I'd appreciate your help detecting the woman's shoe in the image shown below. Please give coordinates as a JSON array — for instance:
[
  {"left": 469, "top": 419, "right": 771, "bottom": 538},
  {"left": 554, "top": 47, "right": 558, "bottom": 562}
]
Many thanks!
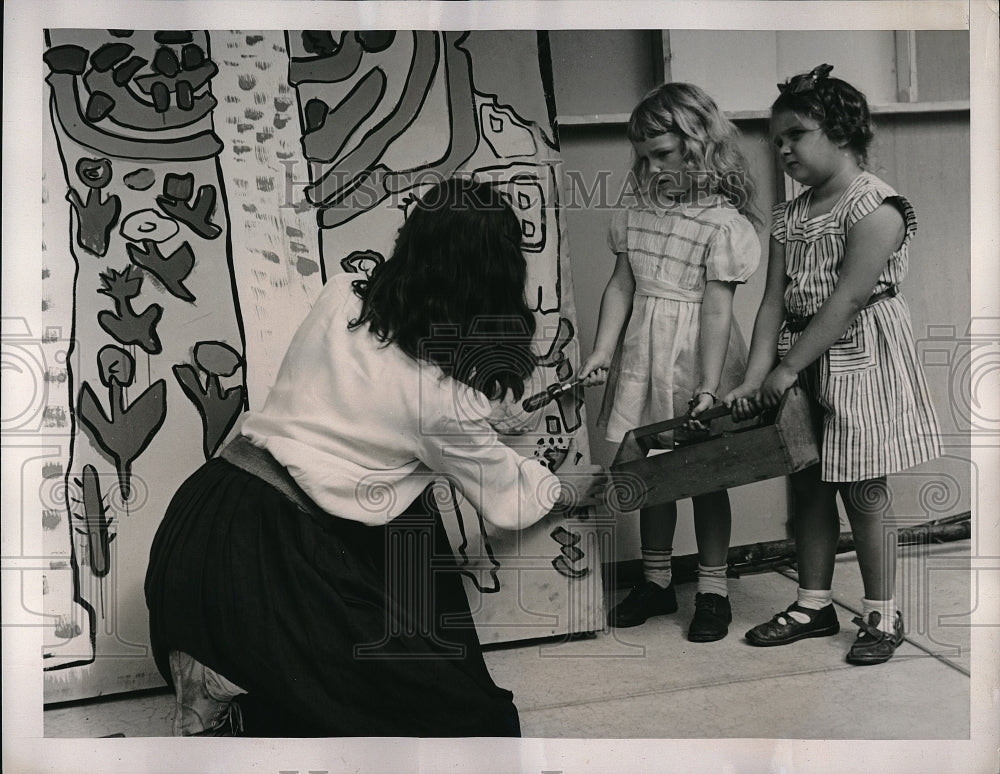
[
  {"left": 608, "top": 580, "right": 677, "bottom": 628},
  {"left": 169, "top": 650, "right": 247, "bottom": 736},
  {"left": 846, "top": 611, "right": 904, "bottom": 665},
  {"left": 188, "top": 700, "right": 245, "bottom": 736},
  {"left": 687, "top": 592, "right": 732, "bottom": 642},
  {"left": 745, "top": 602, "right": 840, "bottom": 646}
]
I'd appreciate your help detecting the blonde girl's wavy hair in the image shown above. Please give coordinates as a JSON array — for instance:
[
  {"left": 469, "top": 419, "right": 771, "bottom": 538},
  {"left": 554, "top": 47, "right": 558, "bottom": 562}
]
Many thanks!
[{"left": 627, "top": 82, "right": 761, "bottom": 227}]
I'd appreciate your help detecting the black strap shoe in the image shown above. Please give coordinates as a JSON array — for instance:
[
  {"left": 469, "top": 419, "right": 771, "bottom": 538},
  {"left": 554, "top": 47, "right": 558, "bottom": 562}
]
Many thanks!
[
  {"left": 745, "top": 602, "right": 840, "bottom": 646},
  {"left": 608, "top": 580, "right": 678, "bottom": 628},
  {"left": 688, "top": 592, "right": 733, "bottom": 642},
  {"left": 846, "top": 611, "right": 904, "bottom": 665}
]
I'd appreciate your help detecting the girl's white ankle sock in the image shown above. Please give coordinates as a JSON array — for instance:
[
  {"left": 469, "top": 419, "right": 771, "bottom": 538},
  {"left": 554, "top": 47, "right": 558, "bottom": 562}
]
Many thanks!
[
  {"left": 642, "top": 548, "right": 673, "bottom": 588},
  {"left": 789, "top": 587, "right": 833, "bottom": 623},
  {"left": 696, "top": 563, "right": 728, "bottom": 597},
  {"left": 862, "top": 597, "right": 898, "bottom": 634}
]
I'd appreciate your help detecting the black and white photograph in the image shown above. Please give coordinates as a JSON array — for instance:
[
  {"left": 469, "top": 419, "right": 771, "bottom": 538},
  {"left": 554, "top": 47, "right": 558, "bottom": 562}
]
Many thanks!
[{"left": 2, "top": 1, "right": 997, "bottom": 772}]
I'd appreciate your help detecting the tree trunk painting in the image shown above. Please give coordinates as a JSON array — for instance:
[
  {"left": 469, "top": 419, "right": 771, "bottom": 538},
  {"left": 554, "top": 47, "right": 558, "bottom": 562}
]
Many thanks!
[
  {"left": 40, "top": 29, "right": 256, "bottom": 701},
  {"left": 285, "top": 29, "right": 604, "bottom": 644},
  {"left": 38, "top": 28, "right": 601, "bottom": 703}
]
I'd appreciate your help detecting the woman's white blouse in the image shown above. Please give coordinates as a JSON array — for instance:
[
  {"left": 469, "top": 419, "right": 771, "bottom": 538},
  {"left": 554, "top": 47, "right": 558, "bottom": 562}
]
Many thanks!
[{"left": 240, "top": 272, "right": 559, "bottom": 529}]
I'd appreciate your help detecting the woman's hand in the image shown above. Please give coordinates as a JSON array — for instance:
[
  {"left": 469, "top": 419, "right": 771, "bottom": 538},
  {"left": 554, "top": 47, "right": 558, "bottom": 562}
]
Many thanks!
[
  {"left": 550, "top": 438, "right": 607, "bottom": 511},
  {"left": 758, "top": 363, "right": 797, "bottom": 408},
  {"left": 723, "top": 381, "right": 762, "bottom": 421},
  {"left": 488, "top": 394, "right": 538, "bottom": 437},
  {"left": 554, "top": 466, "right": 607, "bottom": 510},
  {"left": 578, "top": 352, "right": 612, "bottom": 387}
]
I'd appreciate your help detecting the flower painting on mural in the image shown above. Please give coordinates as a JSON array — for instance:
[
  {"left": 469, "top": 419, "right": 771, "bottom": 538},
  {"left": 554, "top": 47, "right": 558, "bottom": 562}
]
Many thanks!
[{"left": 41, "top": 29, "right": 246, "bottom": 690}]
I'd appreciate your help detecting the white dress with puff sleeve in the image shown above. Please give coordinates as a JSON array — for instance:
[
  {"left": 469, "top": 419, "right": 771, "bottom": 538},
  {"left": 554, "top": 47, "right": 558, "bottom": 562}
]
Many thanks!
[{"left": 599, "top": 196, "right": 760, "bottom": 443}]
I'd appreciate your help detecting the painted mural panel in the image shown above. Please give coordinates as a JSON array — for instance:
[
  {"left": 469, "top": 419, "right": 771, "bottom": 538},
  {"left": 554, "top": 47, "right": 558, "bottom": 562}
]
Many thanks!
[
  {"left": 38, "top": 29, "right": 601, "bottom": 702},
  {"left": 42, "top": 30, "right": 238, "bottom": 699},
  {"left": 282, "top": 29, "right": 603, "bottom": 642}
]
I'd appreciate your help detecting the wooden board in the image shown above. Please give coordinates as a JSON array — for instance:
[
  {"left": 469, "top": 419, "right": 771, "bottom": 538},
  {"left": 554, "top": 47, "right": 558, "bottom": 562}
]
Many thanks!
[{"left": 610, "top": 387, "right": 820, "bottom": 510}]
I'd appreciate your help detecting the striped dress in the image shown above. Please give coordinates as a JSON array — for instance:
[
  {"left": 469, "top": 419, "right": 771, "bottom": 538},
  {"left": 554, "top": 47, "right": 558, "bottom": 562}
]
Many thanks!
[
  {"left": 773, "top": 172, "right": 941, "bottom": 481},
  {"left": 599, "top": 196, "right": 760, "bottom": 442}
]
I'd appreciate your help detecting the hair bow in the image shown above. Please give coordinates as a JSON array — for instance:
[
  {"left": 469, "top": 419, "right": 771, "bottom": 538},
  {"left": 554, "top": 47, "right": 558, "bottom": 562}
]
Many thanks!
[{"left": 777, "top": 63, "right": 834, "bottom": 94}]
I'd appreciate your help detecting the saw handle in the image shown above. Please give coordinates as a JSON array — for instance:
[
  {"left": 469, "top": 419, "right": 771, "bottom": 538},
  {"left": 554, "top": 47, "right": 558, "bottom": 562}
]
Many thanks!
[
  {"left": 521, "top": 384, "right": 561, "bottom": 413},
  {"left": 521, "top": 377, "right": 588, "bottom": 413},
  {"left": 627, "top": 402, "right": 772, "bottom": 455}
]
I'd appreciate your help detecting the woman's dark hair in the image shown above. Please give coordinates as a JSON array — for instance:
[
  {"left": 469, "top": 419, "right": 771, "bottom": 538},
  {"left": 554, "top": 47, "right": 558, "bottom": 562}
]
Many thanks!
[
  {"left": 349, "top": 177, "right": 537, "bottom": 401},
  {"left": 772, "top": 64, "right": 874, "bottom": 165}
]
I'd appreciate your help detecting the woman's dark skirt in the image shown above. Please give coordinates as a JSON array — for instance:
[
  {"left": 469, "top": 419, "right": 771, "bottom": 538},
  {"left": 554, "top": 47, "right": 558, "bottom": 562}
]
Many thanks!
[{"left": 144, "top": 458, "right": 520, "bottom": 737}]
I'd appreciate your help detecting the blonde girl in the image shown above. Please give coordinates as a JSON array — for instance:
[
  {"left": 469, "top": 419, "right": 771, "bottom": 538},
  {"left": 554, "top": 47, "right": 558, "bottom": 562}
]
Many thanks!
[{"left": 580, "top": 82, "right": 760, "bottom": 642}]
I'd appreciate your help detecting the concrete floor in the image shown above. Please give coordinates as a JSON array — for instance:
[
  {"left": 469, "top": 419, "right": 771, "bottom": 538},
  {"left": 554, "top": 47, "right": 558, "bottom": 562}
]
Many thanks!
[{"left": 44, "top": 541, "right": 973, "bottom": 742}]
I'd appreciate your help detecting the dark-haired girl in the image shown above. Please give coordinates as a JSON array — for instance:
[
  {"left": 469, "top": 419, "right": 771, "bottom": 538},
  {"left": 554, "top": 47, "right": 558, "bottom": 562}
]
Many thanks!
[
  {"left": 724, "top": 65, "right": 941, "bottom": 665},
  {"left": 145, "top": 178, "right": 605, "bottom": 736}
]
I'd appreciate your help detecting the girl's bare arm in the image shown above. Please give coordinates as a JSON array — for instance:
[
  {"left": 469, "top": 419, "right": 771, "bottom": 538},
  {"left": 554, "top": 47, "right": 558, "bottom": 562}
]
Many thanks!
[
  {"left": 758, "top": 203, "right": 905, "bottom": 406},
  {"left": 579, "top": 252, "right": 635, "bottom": 384},
  {"left": 723, "top": 237, "right": 788, "bottom": 409}
]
